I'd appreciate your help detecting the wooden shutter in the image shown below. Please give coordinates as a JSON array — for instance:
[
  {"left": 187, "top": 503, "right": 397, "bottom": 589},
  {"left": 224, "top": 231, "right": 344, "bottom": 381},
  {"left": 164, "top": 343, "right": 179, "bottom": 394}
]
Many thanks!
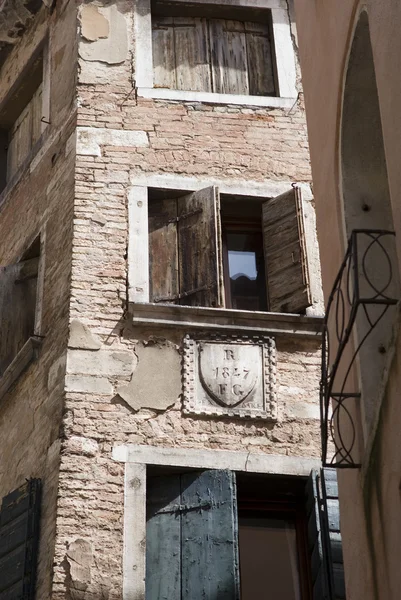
[
  {"left": 263, "top": 186, "right": 312, "bottom": 313},
  {"left": 245, "top": 21, "right": 275, "bottom": 96},
  {"left": 152, "top": 17, "right": 177, "bottom": 90},
  {"left": 146, "top": 470, "right": 240, "bottom": 600},
  {"left": 321, "top": 469, "right": 346, "bottom": 600},
  {"left": 152, "top": 17, "right": 212, "bottom": 92},
  {"left": 306, "top": 469, "right": 346, "bottom": 600},
  {"left": 148, "top": 199, "right": 179, "bottom": 303},
  {"left": 177, "top": 186, "right": 224, "bottom": 307},
  {"left": 0, "top": 258, "right": 38, "bottom": 375},
  {"left": 7, "top": 102, "right": 32, "bottom": 180},
  {"left": 0, "top": 479, "right": 41, "bottom": 600},
  {"left": 209, "top": 19, "right": 249, "bottom": 95},
  {"left": 30, "top": 83, "right": 43, "bottom": 145}
]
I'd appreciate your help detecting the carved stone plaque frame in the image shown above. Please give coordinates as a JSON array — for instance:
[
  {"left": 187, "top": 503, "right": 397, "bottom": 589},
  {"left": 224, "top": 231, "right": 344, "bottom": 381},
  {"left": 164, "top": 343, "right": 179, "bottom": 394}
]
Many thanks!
[{"left": 182, "top": 333, "right": 277, "bottom": 420}]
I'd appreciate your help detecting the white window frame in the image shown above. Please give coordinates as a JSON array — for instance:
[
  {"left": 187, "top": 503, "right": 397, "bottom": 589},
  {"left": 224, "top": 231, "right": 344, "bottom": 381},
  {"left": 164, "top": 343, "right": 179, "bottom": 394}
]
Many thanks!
[
  {"left": 127, "top": 173, "right": 324, "bottom": 322},
  {"left": 113, "top": 443, "right": 320, "bottom": 600},
  {"left": 134, "top": 0, "right": 297, "bottom": 108}
]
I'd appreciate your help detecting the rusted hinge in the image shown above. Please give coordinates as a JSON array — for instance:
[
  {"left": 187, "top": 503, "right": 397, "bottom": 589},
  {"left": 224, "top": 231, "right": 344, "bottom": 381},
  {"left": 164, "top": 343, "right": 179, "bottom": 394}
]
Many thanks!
[
  {"left": 168, "top": 207, "right": 202, "bottom": 224},
  {"left": 154, "top": 284, "right": 209, "bottom": 303}
]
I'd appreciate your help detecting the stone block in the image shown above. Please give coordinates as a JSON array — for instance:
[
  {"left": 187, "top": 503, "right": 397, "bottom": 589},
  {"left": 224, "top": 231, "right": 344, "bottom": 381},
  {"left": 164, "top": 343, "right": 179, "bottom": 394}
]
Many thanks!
[
  {"left": 67, "top": 349, "right": 135, "bottom": 377},
  {"left": 65, "top": 375, "right": 113, "bottom": 394},
  {"left": 77, "top": 127, "right": 148, "bottom": 157}
]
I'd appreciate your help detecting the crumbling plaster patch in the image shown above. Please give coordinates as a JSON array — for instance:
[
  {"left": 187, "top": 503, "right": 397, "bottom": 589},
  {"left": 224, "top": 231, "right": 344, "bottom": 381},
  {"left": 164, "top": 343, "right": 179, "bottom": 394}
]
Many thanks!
[
  {"left": 78, "top": 3, "right": 128, "bottom": 64},
  {"left": 76, "top": 127, "right": 148, "bottom": 157},
  {"left": 117, "top": 340, "right": 181, "bottom": 412}
]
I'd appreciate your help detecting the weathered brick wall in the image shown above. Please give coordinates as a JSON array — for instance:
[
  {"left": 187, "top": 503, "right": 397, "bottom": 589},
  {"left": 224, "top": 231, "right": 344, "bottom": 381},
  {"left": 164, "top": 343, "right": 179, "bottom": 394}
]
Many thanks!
[
  {"left": 0, "top": 1, "right": 77, "bottom": 597},
  {"left": 47, "top": 1, "right": 320, "bottom": 598}
]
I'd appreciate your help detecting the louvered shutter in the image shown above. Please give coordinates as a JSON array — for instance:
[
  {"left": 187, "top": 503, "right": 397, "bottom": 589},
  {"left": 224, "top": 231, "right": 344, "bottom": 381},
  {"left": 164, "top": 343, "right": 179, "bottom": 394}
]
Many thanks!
[
  {"left": 306, "top": 469, "right": 346, "bottom": 600},
  {"left": 263, "top": 186, "right": 312, "bottom": 313},
  {"left": 0, "top": 258, "right": 38, "bottom": 375},
  {"left": 0, "top": 479, "right": 41, "bottom": 600},
  {"left": 146, "top": 470, "right": 240, "bottom": 600},
  {"left": 177, "top": 186, "right": 224, "bottom": 307}
]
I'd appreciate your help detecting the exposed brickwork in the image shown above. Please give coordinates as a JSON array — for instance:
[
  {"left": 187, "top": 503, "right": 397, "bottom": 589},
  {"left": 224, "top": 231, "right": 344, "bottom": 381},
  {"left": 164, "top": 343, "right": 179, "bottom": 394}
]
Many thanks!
[{"left": 0, "top": 1, "right": 322, "bottom": 599}]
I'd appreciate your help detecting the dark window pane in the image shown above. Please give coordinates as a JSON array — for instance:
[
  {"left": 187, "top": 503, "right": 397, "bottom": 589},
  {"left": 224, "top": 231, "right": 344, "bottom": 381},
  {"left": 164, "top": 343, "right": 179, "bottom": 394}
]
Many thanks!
[{"left": 239, "top": 517, "right": 302, "bottom": 600}]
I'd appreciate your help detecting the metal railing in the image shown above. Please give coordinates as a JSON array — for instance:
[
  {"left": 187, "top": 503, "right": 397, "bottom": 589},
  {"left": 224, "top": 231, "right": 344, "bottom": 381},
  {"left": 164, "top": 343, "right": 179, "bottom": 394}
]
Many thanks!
[{"left": 320, "top": 230, "right": 398, "bottom": 467}]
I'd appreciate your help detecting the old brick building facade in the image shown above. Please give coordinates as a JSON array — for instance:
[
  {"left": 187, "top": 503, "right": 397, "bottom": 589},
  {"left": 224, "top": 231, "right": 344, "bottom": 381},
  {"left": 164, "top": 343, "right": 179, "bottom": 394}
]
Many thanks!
[{"left": 0, "top": 0, "right": 328, "bottom": 598}]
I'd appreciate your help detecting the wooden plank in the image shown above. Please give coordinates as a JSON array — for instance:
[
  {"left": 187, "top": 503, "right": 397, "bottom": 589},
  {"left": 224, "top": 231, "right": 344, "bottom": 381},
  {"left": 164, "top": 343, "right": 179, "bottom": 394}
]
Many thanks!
[
  {"left": 148, "top": 199, "right": 179, "bottom": 303},
  {"left": 6, "top": 101, "right": 32, "bottom": 179},
  {"left": 0, "top": 547, "right": 25, "bottom": 592},
  {"left": 30, "top": 83, "right": 43, "bottom": 144},
  {"left": 173, "top": 17, "right": 212, "bottom": 92},
  {"left": 245, "top": 21, "right": 275, "bottom": 96},
  {"left": 263, "top": 187, "right": 312, "bottom": 313},
  {"left": 152, "top": 16, "right": 177, "bottom": 89},
  {"left": 146, "top": 475, "right": 181, "bottom": 600},
  {"left": 209, "top": 19, "right": 249, "bottom": 95},
  {"left": 180, "top": 470, "right": 240, "bottom": 600},
  {"left": 177, "top": 186, "right": 224, "bottom": 307},
  {"left": 0, "top": 337, "right": 42, "bottom": 401}
]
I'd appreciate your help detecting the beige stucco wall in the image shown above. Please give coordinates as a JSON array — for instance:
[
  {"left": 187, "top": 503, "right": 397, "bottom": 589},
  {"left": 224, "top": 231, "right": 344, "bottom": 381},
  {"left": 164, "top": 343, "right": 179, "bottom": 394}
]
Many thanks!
[{"left": 294, "top": 1, "right": 401, "bottom": 598}]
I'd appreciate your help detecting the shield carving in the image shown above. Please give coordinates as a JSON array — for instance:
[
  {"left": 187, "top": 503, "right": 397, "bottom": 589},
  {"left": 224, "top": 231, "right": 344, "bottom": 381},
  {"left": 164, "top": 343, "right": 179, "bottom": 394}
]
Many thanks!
[{"left": 199, "top": 343, "right": 260, "bottom": 407}]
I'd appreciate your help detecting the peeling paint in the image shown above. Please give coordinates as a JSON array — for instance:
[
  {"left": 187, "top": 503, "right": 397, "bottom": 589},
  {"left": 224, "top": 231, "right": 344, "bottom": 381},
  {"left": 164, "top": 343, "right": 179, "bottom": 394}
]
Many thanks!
[{"left": 79, "top": 4, "right": 128, "bottom": 65}]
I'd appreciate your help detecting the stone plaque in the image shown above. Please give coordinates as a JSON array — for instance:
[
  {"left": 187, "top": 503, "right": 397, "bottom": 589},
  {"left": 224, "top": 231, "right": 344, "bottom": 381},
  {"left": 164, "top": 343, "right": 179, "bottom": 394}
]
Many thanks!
[{"left": 182, "top": 334, "right": 277, "bottom": 420}]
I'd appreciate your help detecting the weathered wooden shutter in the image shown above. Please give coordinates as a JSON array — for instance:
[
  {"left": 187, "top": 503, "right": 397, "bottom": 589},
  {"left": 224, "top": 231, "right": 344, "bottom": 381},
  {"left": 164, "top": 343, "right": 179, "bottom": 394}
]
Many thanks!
[
  {"left": 177, "top": 186, "right": 224, "bottom": 307},
  {"left": 152, "top": 16, "right": 212, "bottom": 92},
  {"left": 263, "top": 186, "right": 312, "bottom": 313},
  {"left": 306, "top": 469, "right": 346, "bottom": 600},
  {"left": 30, "top": 83, "right": 43, "bottom": 146},
  {"left": 0, "top": 258, "right": 38, "bottom": 375},
  {"left": 0, "top": 479, "right": 42, "bottom": 600},
  {"left": 209, "top": 19, "right": 249, "bottom": 95},
  {"left": 148, "top": 199, "right": 179, "bottom": 304},
  {"left": 7, "top": 103, "right": 32, "bottom": 179},
  {"left": 146, "top": 470, "right": 240, "bottom": 600},
  {"left": 245, "top": 21, "right": 275, "bottom": 96}
]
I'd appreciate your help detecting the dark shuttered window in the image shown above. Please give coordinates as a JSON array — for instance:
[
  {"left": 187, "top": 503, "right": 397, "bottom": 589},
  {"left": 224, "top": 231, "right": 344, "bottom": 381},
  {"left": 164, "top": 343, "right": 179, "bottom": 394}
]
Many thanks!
[
  {"left": 148, "top": 186, "right": 312, "bottom": 314},
  {"left": 0, "top": 479, "right": 42, "bottom": 600},
  {"left": 146, "top": 470, "right": 344, "bottom": 600}
]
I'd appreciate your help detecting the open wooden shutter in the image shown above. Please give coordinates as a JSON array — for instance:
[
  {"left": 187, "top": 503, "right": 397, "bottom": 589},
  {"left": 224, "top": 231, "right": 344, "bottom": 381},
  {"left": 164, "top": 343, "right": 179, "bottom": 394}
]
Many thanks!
[
  {"left": 148, "top": 199, "right": 179, "bottom": 304},
  {"left": 0, "top": 479, "right": 41, "bottom": 600},
  {"left": 177, "top": 186, "right": 224, "bottom": 307},
  {"left": 263, "top": 186, "right": 312, "bottom": 313},
  {"left": 321, "top": 469, "right": 346, "bottom": 600},
  {"left": 0, "top": 258, "right": 38, "bottom": 375},
  {"left": 306, "top": 469, "right": 346, "bottom": 600},
  {"left": 146, "top": 470, "right": 240, "bottom": 600}
]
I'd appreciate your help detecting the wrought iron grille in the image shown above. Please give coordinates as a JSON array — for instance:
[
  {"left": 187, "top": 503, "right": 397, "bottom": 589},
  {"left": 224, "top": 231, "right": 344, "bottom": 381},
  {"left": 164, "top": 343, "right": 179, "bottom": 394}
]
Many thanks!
[{"left": 321, "top": 230, "right": 398, "bottom": 467}]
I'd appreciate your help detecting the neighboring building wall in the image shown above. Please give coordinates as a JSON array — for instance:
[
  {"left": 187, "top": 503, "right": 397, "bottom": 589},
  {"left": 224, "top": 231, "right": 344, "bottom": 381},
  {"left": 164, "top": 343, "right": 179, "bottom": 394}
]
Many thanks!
[
  {"left": 295, "top": 1, "right": 401, "bottom": 599},
  {"left": 49, "top": 1, "right": 324, "bottom": 598},
  {"left": 0, "top": 0, "right": 77, "bottom": 598}
]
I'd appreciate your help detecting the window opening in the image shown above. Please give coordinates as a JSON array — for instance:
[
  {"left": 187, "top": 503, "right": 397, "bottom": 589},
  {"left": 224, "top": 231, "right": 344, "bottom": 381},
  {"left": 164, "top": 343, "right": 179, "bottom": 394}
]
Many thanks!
[
  {"left": 151, "top": 1, "right": 276, "bottom": 97},
  {"left": 0, "top": 46, "right": 47, "bottom": 192}
]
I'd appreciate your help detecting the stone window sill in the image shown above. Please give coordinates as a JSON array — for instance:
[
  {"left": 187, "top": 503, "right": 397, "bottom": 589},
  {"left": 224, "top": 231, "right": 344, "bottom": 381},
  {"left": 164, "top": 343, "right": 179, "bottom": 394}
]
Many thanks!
[
  {"left": 128, "top": 302, "right": 323, "bottom": 338},
  {"left": 0, "top": 336, "right": 43, "bottom": 401},
  {"left": 137, "top": 87, "right": 297, "bottom": 109}
]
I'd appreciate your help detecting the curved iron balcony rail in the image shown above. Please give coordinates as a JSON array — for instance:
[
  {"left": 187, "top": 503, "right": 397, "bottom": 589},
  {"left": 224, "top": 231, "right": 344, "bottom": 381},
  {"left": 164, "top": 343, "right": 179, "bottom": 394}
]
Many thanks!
[{"left": 320, "top": 229, "right": 398, "bottom": 467}]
